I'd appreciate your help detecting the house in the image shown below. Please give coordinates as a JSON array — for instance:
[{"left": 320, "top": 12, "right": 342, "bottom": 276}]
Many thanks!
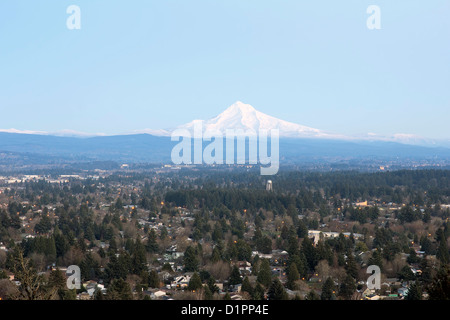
[
  {"left": 252, "top": 251, "right": 272, "bottom": 259},
  {"left": 397, "top": 287, "right": 409, "bottom": 297},
  {"left": 83, "top": 280, "right": 106, "bottom": 297},
  {"left": 238, "top": 261, "right": 252, "bottom": 275},
  {"left": 151, "top": 290, "right": 167, "bottom": 299},
  {"left": 415, "top": 251, "right": 425, "bottom": 258},
  {"left": 308, "top": 230, "right": 363, "bottom": 245},
  {"left": 215, "top": 282, "right": 224, "bottom": 291},
  {"left": 171, "top": 274, "right": 192, "bottom": 289},
  {"left": 271, "top": 250, "right": 289, "bottom": 265},
  {"left": 383, "top": 278, "right": 401, "bottom": 287},
  {"left": 229, "top": 284, "right": 242, "bottom": 293},
  {"left": 362, "top": 287, "right": 373, "bottom": 296},
  {"left": 358, "top": 251, "right": 372, "bottom": 266},
  {"left": 411, "top": 268, "right": 422, "bottom": 276},
  {"left": 172, "top": 252, "right": 184, "bottom": 259},
  {"left": 355, "top": 201, "right": 368, "bottom": 207}
]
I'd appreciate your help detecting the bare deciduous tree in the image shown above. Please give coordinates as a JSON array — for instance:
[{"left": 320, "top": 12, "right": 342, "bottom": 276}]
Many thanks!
[{"left": 8, "top": 248, "right": 57, "bottom": 300}]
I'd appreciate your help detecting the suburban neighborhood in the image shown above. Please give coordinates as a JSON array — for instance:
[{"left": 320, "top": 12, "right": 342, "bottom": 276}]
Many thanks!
[{"left": 0, "top": 168, "right": 448, "bottom": 300}]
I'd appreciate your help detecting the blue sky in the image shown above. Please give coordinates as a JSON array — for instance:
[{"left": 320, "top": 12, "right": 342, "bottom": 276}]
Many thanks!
[{"left": 0, "top": 1, "right": 449, "bottom": 139}]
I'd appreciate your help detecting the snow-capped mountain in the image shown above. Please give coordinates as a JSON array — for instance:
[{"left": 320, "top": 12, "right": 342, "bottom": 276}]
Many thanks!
[
  {"left": 0, "top": 100, "right": 449, "bottom": 165},
  {"left": 171, "top": 101, "right": 344, "bottom": 139},
  {"left": 360, "top": 132, "right": 446, "bottom": 147},
  {"left": 0, "top": 128, "right": 106, "bottom": 137},
  {"left": 2, "top": 101, "right": 448, "bottom": 148},
  {"left": 136, "top": 101, "right": 448, "bottom": 147}
]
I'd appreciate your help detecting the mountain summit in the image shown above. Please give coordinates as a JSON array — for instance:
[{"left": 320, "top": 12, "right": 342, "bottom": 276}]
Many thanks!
[{"left": 174, "top": 101, "right": 341, "bottom": 138}]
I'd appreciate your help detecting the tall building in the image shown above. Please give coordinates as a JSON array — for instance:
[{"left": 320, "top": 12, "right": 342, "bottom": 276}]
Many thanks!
[{"left": 266, "top": 180, "right": 273, "bottom": 191}]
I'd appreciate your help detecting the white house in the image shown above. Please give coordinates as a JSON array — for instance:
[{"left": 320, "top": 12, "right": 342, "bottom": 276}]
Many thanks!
[
  {"left": 308, "top": 230, "right": 363, "bottom": 245},
  {"left": 171, "top": 274, "right": 192, "bottom": 289},
  {"left": 151, "top": 290, "right": 167, "bottom": 299}
]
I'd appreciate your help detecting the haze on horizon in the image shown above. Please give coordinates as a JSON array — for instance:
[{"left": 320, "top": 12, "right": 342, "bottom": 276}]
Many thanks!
[{"left": 0, "top": 1, "right": 449, "bottom": 140}]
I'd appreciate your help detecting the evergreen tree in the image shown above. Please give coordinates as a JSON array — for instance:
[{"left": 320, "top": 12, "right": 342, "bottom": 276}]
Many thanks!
[
  {"left": 108, "top": 237, "right": 118, "bottom": 255},
  {"left": 406, "top": 248, "right": 420, "bottom": 264},
  {"left": 211, "top": 246, "right": 222, "bottom": 263},
  {"left": 207, "top": 277, "right": 220, "bottom": 294},
  {"left": 188, "top": 272, "right": 203, "bottom": 291},
  {"left": 287, "top": 253, "right": 307, "bottom": 279},
  {"left": 257, "top": 259, "right": 272, "bottom": 288},
  {"left": 54, "top": 231, "right": 69, "bottom": 258},
  {"left": 345, "top": 251, "right": 358, "bottom": 279},
  {"left": 321, "top": 277, "right": 335, "bottom": 300},
  {"left": 229, "top": 265, "right": 242, "bottom": 286},
  {"left": 184, "top": 246, "right": 199, "bottom": 272},
  {"left": 419, "top": 258, "right": 433, "bottom": 286},
  {"left": 286, "top": 262, "right": 300, "bottom": 290},
  {"left": 203, "top": 285, "right": 213, "bottom": 300},
  {"left": 80, "top": 252, "right": 100, "bottom": 280},
  {"left": 398, "top": 265, "right": 415, "bottom": 282},
  {"left": 252, "top": 282, "right": 265, "bottom": 300},
  {"left": 267, "top": 278, "right": 288, "bottom": 300},
  {"left": 236, "top": 240, "right": 252, "bottom": 261},
  {"left": 9, "top": 212, "right": 21, "bottom": 229},
  {"left": 367, "top": 249, "right": 383, "bottom": 272},
  {"left": 286, "top": 235, "right": 299, "bottom": 257},
  {"left": 428, "top": 265, "right": 450, "bottom": 300},
  {"left": 317, "top": 240, "right": 333, "bottom": 266},
  {"left": 301, "top": 236, "right": 318, "bottom": 271},
  {"left": 104, "top": 252, "right": 130, "bottom": 284},
  {"left": 405, "top": 282, "right": 422, "bottom": 300},
  {"left": 305, "top": 290, "right": 320, "bottom": 300},
  {"left": 241, "top": 276, "right": 253, "bottom": 295},
  {"left": 63, "top": 289, "right": 78, "bottom": 300},
  {"left": 106, "top": 278, "right": 133, "bottom": 300},
  {"left": 420, "top": 236, "right": 433, "bottom": 255},
  {"left": 212, "top": 223, "right": 223, "bottom": 243},
  {"left": 436, "top": 229, "right": 449, "bottom": 264},
  {"left": 296, "top": 220, "right": 308, "bottom": 239},
  {"left": 132, "top": 238, "right": 147, "bottom": 275},
  {"left": 148, "top": 269, "right": 160, "bottom": 288},
  {"left": 34, "top": 215, "right": 52, "bottom": 234},
  {"left": 257, "top": 235, "right": 273, "bottom": 254},
  {"left": 339, "top": 274, "right": 356, "bottom": 300}
]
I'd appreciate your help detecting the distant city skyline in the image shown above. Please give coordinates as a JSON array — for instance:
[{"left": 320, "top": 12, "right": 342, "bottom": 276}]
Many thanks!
[{"left": 0, "top": 1, "right": 449, "bottom": 140}]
